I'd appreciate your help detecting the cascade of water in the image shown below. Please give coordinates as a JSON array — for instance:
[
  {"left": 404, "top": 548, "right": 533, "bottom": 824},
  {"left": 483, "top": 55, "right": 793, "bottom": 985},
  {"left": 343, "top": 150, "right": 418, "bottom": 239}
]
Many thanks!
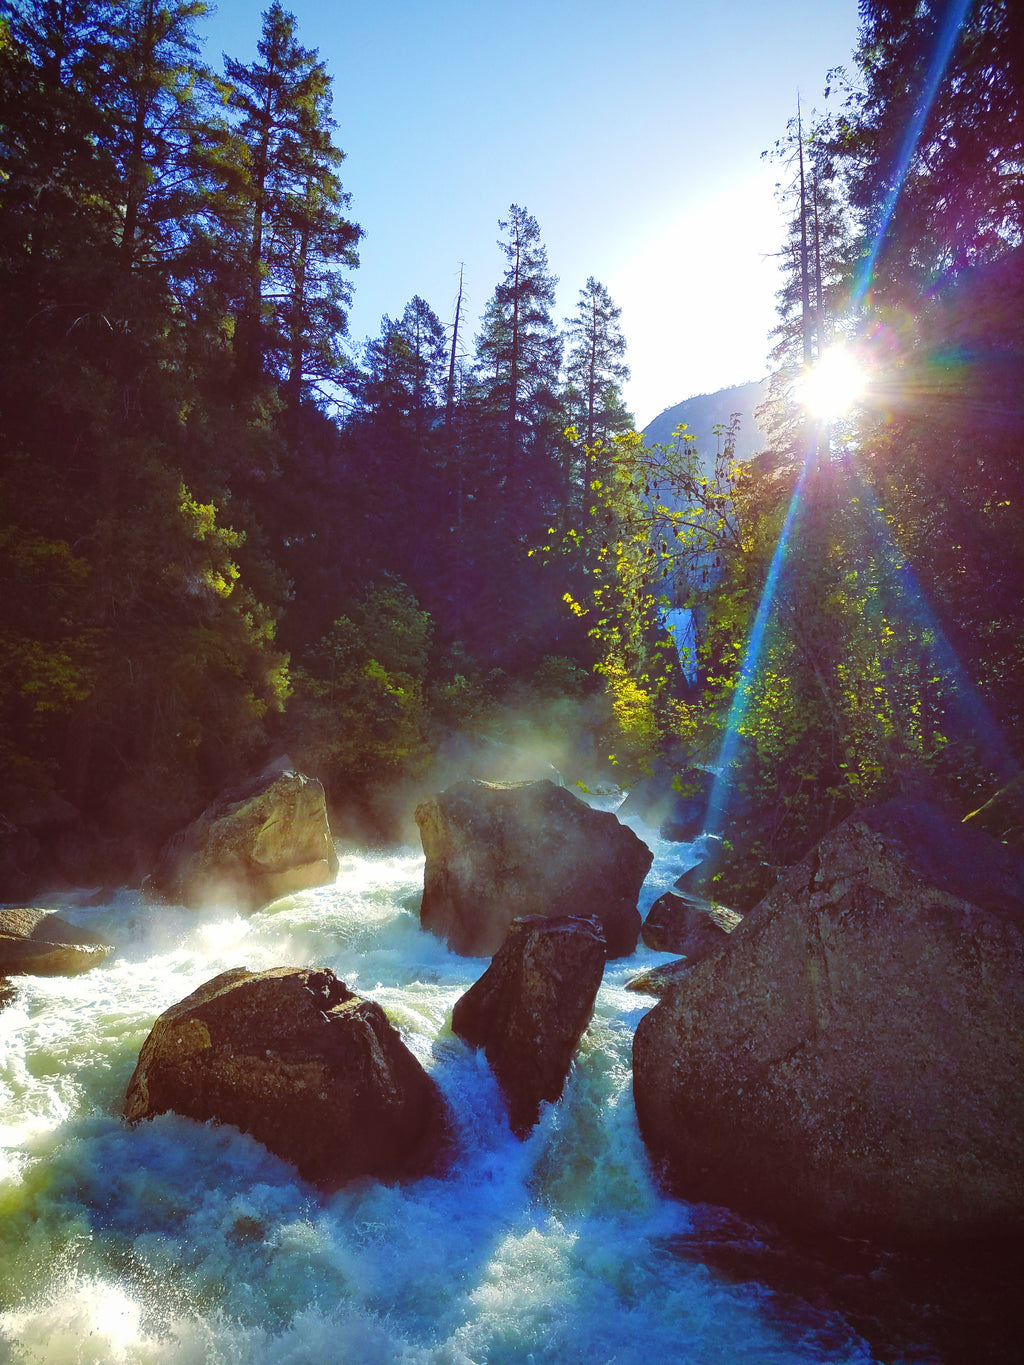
[{"left": 0, "top": 814, "right": 880, "bottom": 1364}]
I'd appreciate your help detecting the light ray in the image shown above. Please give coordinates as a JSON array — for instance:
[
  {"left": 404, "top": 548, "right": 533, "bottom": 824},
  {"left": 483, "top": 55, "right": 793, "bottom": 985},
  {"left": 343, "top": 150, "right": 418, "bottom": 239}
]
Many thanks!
[
  {"left": 852, "top": 0, "right": 972, "bottom": 308},
  {"left": 844, "top": 459, "right": 1020, "bottom": 788},
  {"left": 703, "top": 441, "right": 818, "bottom": 840}
]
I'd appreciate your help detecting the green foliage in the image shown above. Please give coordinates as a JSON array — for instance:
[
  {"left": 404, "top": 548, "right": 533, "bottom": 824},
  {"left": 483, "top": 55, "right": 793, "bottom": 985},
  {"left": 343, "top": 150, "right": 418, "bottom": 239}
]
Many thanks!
[
  {"left": 597, "top": 650, "right": 659, "bottom": 771},
  {"left": 0, "top": 527, "right": 93, "bottom": 787},
  {"left": 285, "top": 576, "right": 433, "bottom": 797}
]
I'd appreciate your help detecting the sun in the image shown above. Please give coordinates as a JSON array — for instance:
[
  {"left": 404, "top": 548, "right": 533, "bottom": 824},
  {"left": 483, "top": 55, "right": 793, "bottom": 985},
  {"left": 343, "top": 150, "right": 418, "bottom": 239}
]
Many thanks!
[{"left": 796, "top": 347, "right": 867, "bottom": 419}]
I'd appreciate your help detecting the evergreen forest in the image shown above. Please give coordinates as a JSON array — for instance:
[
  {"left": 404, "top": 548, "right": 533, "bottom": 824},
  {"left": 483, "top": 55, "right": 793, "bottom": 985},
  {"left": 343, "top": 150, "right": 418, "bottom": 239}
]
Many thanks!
[{"left": 2, "top": 0, "right": 1022, "bottom": 901}]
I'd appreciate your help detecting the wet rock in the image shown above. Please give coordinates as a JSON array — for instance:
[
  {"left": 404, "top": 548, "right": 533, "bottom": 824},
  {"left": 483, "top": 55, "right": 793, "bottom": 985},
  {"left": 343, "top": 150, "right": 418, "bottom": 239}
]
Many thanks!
[
  {"left": 1, "top": 786, "right": 80, "bottom": 832},
  {"left": 0, "top": 906, "right": 111, "bottom": 977},
  {"left": 124, "top": 966, "right": 450, "bottom": 1186},
  {"left": 452, "top": 915, "right": 606, "bottom": 1136},
  {"left": 674, "top": 831, "right": 780, "bottom": 914},
  {"left": 641, "top": 889, "right": 743, "bottom": 959},
  {"left": 624, "top": 959, "right": 691, "bottom": 996},
  {"left": 633, "top": 798, "right": 1024, "bottom": 1245},
  {"left": 150, "top": 766, "right": 339, "bottom": 912},
  {"left": 415, "top": 779, "right": 651, "bottom": 959}
]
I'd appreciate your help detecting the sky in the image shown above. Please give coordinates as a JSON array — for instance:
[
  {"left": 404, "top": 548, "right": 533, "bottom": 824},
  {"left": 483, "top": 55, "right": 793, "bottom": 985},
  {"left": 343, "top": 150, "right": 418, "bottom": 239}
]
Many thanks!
[{"left": 200, "top": 0, "right": 862, "bottom": 429}]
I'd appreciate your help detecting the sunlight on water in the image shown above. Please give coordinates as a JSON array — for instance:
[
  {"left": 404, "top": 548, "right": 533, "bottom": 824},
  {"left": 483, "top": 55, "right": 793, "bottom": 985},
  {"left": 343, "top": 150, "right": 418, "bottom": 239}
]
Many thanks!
[{"left": 0, "top": 825, "right": 878, "bottom": 1364}]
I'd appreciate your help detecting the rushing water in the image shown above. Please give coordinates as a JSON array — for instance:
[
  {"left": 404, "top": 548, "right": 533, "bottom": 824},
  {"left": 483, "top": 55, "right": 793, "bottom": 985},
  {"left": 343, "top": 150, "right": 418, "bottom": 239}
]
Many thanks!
[{"left": 0, "top": 808, "right": 890, "bottom": 1365}]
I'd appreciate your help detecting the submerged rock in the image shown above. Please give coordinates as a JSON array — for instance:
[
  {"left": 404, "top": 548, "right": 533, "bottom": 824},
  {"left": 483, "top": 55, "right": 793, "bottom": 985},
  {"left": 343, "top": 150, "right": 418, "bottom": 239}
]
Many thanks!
[
  {"left": 150, "top": 766, "right": 339, "bottom": 912},
  {"left": 415, "top": 779, "right": 651, "bottom": 958},
  {"left": 0, "top": 906, "right": 111, "bottom": 977},
  {"left": 125, "top": 966, "right": 449, "bottom": 1186},
  {"left": 452, "top": 915, "right": 606, "bottom": 1137},
  {"left": 633, "top": 798, "right": 1024, "bottom": 1245}
]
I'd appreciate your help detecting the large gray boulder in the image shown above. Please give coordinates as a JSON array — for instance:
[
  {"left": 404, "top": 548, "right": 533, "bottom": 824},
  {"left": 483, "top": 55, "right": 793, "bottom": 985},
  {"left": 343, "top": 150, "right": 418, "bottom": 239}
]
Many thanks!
[
  {"left": 415, "top": 779, "right": 652, "bottom": 958},
  {"left": 633, "top": 798, "right": 1024, "bottom": 1245},
  {"left": 150, "top": 767, "right": 339, "bottom": 912},
  {"left": 452, "top": 915, "right": 606, "bottom": 1136},
  {"left": 124, "top": 966, "right": 450, "bottom": 1186},
  {"left": 0, "top": 906, "right": 111, "bottom": 977}
]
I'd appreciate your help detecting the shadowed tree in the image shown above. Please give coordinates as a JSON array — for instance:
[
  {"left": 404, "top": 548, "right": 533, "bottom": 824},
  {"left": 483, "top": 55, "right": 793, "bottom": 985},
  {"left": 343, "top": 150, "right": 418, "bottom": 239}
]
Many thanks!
[
  {"left": 223, "top": 2, "right": 359, "bottom": 390},
  {"left": 834, "top": 0, "right": 1024, "bottom": 299},
  {"left": 564, "top": 276, "right": 632, "bottom": 516},
  {"left": 475, "top": 205, "right": 562, "bottom": 491}
]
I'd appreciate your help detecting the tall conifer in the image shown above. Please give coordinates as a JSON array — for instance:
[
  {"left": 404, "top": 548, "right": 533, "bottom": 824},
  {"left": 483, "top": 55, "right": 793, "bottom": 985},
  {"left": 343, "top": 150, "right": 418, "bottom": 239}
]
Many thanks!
[{"left": 223, "top": 2, "right": 359, "bottom": 392}]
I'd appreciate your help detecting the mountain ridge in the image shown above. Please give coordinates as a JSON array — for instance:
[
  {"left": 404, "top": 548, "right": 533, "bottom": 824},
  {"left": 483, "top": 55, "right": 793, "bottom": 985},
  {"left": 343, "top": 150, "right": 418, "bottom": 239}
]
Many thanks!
[{"left": 641, "top": 376, "right": 771, "bottom": 465}]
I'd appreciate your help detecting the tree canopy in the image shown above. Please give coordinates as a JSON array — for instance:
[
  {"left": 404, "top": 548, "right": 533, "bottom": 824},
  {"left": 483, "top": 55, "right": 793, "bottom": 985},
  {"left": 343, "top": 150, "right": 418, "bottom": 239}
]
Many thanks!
[{"left": 1, "top": 0, "right": 1021, "bottom": 896}]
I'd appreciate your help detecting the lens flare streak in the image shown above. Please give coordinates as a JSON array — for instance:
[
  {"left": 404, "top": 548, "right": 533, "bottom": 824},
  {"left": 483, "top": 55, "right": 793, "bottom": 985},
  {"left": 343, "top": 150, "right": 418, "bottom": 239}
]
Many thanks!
[
  {"left": 705, "top": 451, "right": 815, "bottom": 837},
  {"left": 852, "top": 0, "right": 973, "bottom": 308}
]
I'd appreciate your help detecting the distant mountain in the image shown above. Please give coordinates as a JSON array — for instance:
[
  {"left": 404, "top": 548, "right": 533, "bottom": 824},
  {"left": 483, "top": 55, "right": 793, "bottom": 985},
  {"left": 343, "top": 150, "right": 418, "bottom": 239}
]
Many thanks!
[{"left": 641, "top": 377, "right": 771, "bottom": 466}]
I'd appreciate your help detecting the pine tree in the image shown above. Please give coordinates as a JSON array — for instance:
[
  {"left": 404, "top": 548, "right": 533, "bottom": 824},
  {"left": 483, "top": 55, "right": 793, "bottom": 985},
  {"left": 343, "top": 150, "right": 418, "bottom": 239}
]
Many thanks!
[
  {"left": 0, "top": 0, "right": 290, "bottom": 852},
  {"left": 836, "top": 0, "right": 1024, "bottom": 299},
  {"left": 223, "top": 2, "right": 360, "bottom": 390},
  {"left": 475, "top": 205, "right": 562, "bottom": 485},
  {"left": 358, "top": 296, "right": 447, "bottom": 435},
  {"left": 761, "top": 106, "right": 855, "bottom": 458},
  {"left": 104, "top": 0, "right": 215, "bottom": 271},
  {"left": 564, "top": 276, "right": 632, "bottom": 514}
]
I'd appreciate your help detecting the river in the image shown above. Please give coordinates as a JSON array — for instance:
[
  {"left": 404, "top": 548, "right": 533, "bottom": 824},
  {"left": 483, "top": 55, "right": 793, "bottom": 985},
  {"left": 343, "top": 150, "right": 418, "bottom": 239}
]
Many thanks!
[{"left": 0, "top": 804, "right": 960, "bottom": 1364}]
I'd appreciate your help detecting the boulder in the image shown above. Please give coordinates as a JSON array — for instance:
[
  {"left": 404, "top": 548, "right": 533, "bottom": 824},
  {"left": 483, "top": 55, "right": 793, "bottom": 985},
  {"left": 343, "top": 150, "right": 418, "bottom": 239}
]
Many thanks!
[
  {"left": 124, "top": 966, "right": 449, "bottom": 1186},
  {"left": 633, "top": 798, "right": 1024, "bottom": 1245},
  {"left": 624, "top": 959, "right": 691, "bottom": 996},
  {"left": 451, "top": 915, "right": 606, "bottom": 1136},
  {"left": 659, "top": 769, "right": 718, "bottom": 842},
  {"left": 415, "top": 779, "right": 652, "bottom": 958},
  {"left": 672, "top": 835, "right": 724, "bottom": 897},
  {"left": 641, "top": 889, "right": 743, "bottom": 959},
  {"left": 1, "top": 786, "right": 80, "bottom": 832},
  {"left": 150, "top": 767, "right": 339, "bottom": 912},
  {"left": 674, "top": 829, "right": 781, "bottom": 914},
  {"left": 0, "top": 906, "right": 111, "bottom": 977}
]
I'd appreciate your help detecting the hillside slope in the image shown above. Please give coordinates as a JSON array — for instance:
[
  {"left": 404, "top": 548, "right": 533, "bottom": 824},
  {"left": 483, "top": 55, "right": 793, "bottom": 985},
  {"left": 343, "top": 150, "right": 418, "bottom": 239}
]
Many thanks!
[{"left": 642, "top": 377, "right": 770, "bottom": 465}]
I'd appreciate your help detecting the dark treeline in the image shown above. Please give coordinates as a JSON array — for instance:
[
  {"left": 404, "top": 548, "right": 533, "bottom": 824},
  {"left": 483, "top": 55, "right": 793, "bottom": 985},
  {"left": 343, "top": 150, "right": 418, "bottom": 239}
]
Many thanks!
[{"left": 0, "top": 0, "right": 637, "bottom": 872}]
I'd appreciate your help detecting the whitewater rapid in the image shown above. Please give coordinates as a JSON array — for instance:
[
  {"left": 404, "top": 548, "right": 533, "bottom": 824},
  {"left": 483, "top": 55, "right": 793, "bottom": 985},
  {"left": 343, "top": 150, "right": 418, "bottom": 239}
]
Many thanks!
[{"left": 0, "top": 810, "right": 879, "bottom": 1364}]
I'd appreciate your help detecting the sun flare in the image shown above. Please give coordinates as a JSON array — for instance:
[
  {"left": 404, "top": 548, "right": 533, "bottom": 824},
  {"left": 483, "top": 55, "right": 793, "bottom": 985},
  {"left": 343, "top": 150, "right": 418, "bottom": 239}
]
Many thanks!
[{"left": 796, "top": 347, "right": 867, "bottom": 419}]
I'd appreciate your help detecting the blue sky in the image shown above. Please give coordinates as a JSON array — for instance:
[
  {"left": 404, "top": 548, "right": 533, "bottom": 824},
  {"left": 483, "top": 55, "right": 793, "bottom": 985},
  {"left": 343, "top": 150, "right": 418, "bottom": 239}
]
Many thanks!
[{"left": 201, "top": 0, "right": 861, "bottom": 428}]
